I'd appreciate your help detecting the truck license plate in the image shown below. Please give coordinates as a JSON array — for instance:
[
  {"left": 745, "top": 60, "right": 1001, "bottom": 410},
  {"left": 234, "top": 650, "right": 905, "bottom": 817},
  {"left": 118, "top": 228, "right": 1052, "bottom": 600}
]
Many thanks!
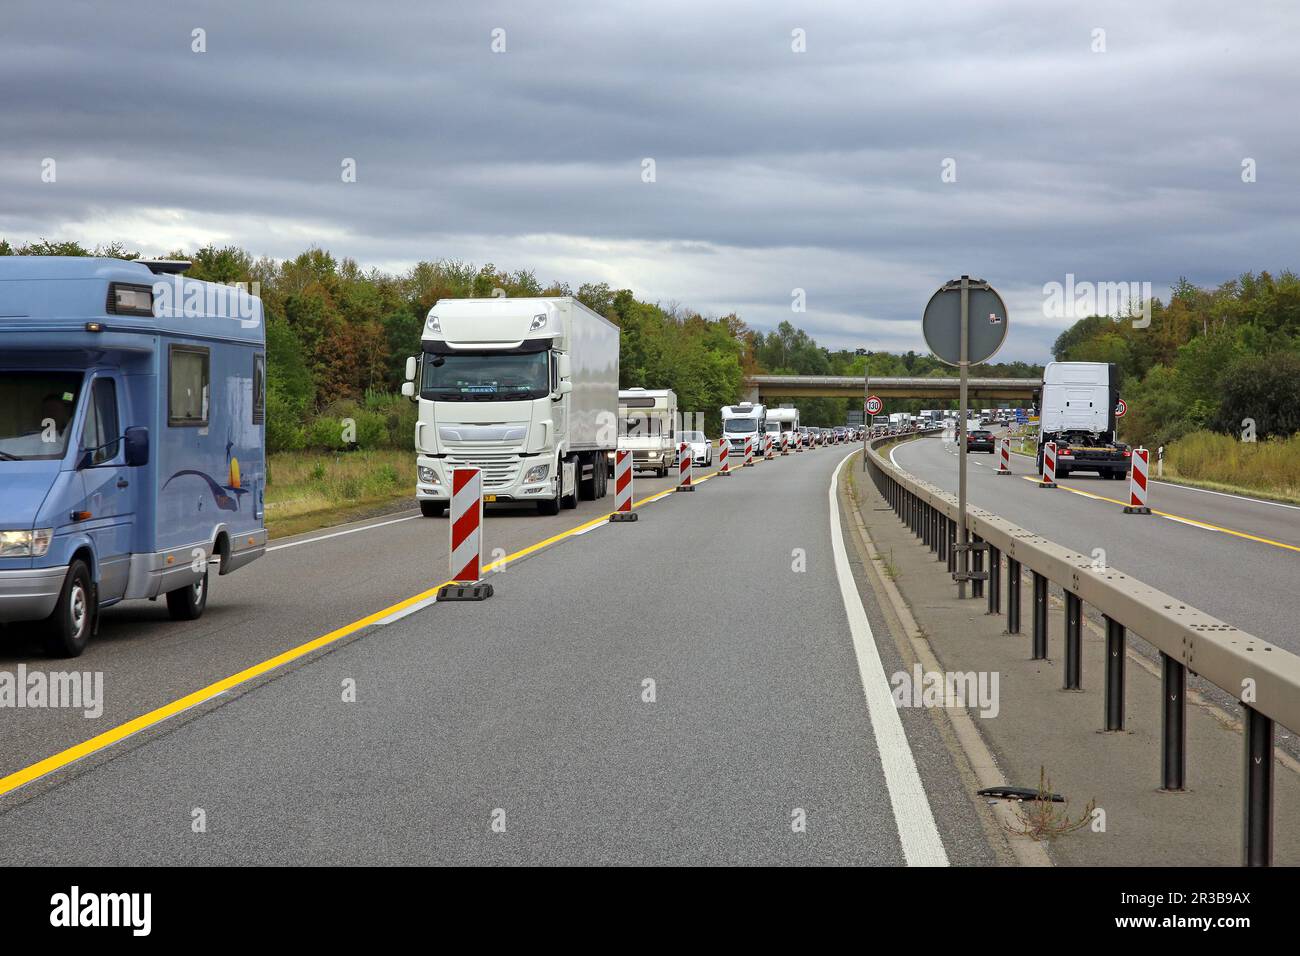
[{"left": 483, "top": 494, "right": 497, "bottom": 502}]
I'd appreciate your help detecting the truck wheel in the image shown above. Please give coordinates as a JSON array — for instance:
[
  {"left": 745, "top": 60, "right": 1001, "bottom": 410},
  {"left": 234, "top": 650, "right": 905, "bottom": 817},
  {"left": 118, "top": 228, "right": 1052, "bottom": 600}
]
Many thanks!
[
  {"left": 420, "top": 500, "right": 446, "bottom": 517},
  {"left": 538, "top": 495, "right": 560, "bottom": 516},
  {"left": 561, "top": 466, "right": 578, "bottom": 510},
  {"left": 166, "top": 571, "right": 209, "bottom": 621},
  {"left": 578, "top": 456, "right": 598, "bottom": 501},
  {"left": 42, "top": 560, "right": 94, "bottom": 658}
]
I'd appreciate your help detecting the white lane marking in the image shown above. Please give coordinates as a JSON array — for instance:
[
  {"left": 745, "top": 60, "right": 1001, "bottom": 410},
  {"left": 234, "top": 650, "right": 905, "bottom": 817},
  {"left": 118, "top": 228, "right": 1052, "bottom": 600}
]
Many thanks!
[
  {"left": 266, "top": 514, "right": 419, "bottom": 552},
  {"left": 831, "top": 450, "right": 948, "bottom": 866},
  {"left": 372, "top": 595, "right": 438, "bottom": 626}
]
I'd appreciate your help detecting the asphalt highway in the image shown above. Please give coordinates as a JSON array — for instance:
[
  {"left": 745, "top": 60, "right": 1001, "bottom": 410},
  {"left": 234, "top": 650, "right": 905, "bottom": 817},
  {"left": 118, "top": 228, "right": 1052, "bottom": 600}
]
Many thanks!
[{"left": 0, "top": 442, "right": 989, "bottom": 864}]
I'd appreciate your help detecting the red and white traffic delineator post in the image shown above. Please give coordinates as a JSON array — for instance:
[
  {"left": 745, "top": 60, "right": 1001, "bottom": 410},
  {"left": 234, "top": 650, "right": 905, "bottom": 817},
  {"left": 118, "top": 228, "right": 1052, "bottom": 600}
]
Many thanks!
[
  {"left": 1124, "top": 446, "right": 1151, "bottom": 514},
  {"left": 438, "top": 467, "right": 493, "bottom": 600},
  {"left": 677, "top": 441, "right": 694, "bottom": 492},
  {"left": 764, "top": 433, "right": 775, "bottom": 460},
  {"left": 719, "top": 437, "right": 731, "bottom": 476},
  {"left": 1039, "top": 440, "right": 1057, "bottom": 489},
  {"left": 996, "top": 437, "right": 1012, "bottom": 476},
  {"left": 781, "top": 432, "right": 790, "bottom": 455},
  {"left": 795, "top": 431, "right": 803, "bottom": 453},
  {"left": 609, "top": 449, "right": 638, "bottom": 521},
  {"left": 743, "top": 434, "right": 755, "bottom": 467}
]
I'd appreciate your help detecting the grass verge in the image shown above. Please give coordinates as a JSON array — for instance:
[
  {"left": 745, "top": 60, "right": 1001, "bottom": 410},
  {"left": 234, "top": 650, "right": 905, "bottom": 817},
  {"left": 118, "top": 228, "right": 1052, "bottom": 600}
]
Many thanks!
[{"left": 265, "top": 448, "right": 414, "bottom": 538}]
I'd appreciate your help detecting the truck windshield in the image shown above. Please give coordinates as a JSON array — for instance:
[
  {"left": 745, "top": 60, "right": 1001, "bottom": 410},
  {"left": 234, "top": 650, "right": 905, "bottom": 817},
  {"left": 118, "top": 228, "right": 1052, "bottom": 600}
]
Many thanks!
[
  {"left": 723, "top": 418, "right": 758, "bottom": 434},
  {"left": 420, "top": 351, "right": 549, "bottom": 401},
  {"left": 0, "top": 371, "right": 83, "bottom": 461}
]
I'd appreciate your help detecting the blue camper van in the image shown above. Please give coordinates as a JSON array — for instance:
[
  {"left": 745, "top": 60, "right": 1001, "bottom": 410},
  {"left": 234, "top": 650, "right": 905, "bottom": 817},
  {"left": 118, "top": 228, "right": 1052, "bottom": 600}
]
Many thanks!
[{"left": 0, "top": 257, "right": 267, "bottom": 656}]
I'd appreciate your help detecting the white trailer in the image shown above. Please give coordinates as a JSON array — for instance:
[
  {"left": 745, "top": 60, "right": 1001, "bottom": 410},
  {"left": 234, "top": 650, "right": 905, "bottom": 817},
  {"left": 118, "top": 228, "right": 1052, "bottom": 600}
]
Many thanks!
[
  {"left": 402, "top": 296, "right": 619, "bottom": 516},
  {"left": 618, "top": 387, "right": 678, "bottom": 476},
  {"left": 1036, "top": 361, "right": 1128, "bottom": 479}
]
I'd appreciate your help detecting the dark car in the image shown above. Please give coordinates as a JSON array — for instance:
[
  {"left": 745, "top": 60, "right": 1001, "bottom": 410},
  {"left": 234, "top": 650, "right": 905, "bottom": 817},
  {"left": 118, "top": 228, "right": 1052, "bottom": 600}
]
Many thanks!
[{"left": 967, "top": 429, "right": 995, "bottom": 453}]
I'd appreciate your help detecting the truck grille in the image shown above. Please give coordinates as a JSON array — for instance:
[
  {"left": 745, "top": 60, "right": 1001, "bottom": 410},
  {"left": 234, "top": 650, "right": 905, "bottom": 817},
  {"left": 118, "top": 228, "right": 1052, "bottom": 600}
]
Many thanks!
[{"left": 445, "top": 453, "right": 520, "bottom": 489}]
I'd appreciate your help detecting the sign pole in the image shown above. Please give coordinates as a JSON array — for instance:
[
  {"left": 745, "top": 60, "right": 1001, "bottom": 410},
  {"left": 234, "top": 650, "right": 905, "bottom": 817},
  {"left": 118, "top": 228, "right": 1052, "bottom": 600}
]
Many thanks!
[
  {"left": 957, "top": 275, "right": 970, "bottom": 600},
  {"left": 862, "top": 362, "right": 869, "bottom": 470}
]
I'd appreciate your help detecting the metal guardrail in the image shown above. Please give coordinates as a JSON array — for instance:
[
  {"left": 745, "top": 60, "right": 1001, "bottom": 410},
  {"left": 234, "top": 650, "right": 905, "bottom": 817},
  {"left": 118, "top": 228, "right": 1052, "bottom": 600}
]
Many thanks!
[{"left": 864, "top": 431, "right": 1298, "bottom": 866}]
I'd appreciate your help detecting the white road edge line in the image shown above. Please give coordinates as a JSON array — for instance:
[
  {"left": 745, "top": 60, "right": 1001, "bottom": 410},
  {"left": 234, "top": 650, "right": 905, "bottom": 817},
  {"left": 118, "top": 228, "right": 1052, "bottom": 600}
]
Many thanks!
[
  {"left": 266, "top": 514, "right": 419, "bottom": 552},
  {"left": 830, "top": 450, "right": 948, "bottom": 866}
]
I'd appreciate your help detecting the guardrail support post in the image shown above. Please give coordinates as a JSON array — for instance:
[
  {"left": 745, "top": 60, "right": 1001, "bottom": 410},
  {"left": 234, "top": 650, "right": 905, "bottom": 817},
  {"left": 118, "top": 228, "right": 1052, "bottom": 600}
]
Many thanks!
[
  {"left": 1064, "top": 590, "right": 1082, "bottom": 689},
  {"left": 922, "top": 503, "right": 931, "bottom": 548},
  {"left": 1242, "top": 712, "right": 1274, "bottom": 868},
  {"left": 1103, "top": 616, "right": 1125, "bottom": 731},
  {"left": 937, "top": 515, "right": 947, "bottom": 563},
  {"left": 1160, "top": 653, "right": 1186, "bottom": 792},
  {"left": 1032, "top": 572, "right": 1048, "bottom": 660},
  {"left": 1006, "top": 558, "right": 1021, "bottom": 634},
  {"left": 1243, "top": 705, "right": 1273, "bottom": 867},
  {"left": 971, "top": 534, "right": 984, "bottom": 599},
  {"left": 947, "top": 518, "right": 957, "bottom": 574},
  {"left": 930, "top": 506, "right": 938, "bottom": 553},
  {"left": 986, "top": 544, "right": 1000, "bottom": 615}
]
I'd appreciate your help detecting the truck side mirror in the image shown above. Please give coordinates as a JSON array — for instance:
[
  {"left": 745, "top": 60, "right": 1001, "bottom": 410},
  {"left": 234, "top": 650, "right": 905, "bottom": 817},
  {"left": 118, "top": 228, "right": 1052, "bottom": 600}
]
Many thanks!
[
  {"left": 124, "top": 426, "right": 150, "bottom": 467},
  {"left": 556, "top": 354, "right": 572, "bottom": 380},
  {"left": 401, "top": 381, "right": 416, "bottom": 398},
  {"left": 404, "top": 356, "right": 418, "bottom": 381},
  {"left": 555, "top": 380, "right": 573, "bottom": 398}
]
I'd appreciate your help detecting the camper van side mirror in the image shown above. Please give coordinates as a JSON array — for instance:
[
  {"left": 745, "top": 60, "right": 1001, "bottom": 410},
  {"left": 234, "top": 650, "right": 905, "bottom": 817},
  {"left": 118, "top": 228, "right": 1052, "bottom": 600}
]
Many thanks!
[
  {"left": 404, "top": 356, "right": 418, "bottom": 381},
  {"left": 123, "top": 426, "right": 150, "bottom": 467}
]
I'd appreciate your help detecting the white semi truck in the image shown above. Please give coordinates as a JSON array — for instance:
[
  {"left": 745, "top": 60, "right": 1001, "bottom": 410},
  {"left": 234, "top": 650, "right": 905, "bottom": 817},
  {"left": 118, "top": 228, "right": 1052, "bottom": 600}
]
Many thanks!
[
  {"left": 618, "top": 387, "right": 678, "bottom": 476},
  {"left": 402, "top": 296, "right": 620, "bottom": 516},
  {"left": 1035, "top": 361, "right": 1129, "bottom": 480},
  {"left": 720, "top": 402, "right": 767, "bottom": 458}
]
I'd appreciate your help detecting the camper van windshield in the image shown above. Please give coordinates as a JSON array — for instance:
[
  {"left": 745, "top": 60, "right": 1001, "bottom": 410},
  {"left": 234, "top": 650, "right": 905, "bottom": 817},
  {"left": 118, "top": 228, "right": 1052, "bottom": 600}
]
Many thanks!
[
  {"left": 420, "top": 351, "right": 550, "bottom": 401},
  {"left": 0, "top": 371, "right": 83, "bottom": 461},
  {"left": 723, "top": 418, "right": 758, "bottom": 434}
]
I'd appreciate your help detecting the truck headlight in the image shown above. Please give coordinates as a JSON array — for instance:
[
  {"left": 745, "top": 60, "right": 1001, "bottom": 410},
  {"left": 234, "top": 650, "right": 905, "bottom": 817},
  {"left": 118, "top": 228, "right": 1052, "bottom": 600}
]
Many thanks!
[
  {"left": 0, "top": 529, "right": 53, "bottom": 558},
  {"left": 523, "top": 463, "right": 549, "bottom": 483},
  {"left": 418, "top": 466, "right": 437, "bottom": 483}
]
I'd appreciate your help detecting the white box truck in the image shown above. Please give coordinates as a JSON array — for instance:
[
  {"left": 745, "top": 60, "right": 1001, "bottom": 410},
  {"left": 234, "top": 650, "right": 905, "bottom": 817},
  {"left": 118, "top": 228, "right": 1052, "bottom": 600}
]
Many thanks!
[
  {"left": 618, "top": 387, "right": 678, "bottom": 476},
  {"left": 1035, "top": 361, "right": 1129, "bottom": 480},
  {"left": 401, "top": 297, "right": 619, "bottom": 516}
]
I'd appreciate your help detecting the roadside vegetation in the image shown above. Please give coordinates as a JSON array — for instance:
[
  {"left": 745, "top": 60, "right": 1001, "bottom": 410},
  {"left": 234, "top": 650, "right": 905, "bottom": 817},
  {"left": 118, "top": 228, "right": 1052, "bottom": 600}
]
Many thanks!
[
  {"left": 1054, "top": 271, "right": 1300, "bottom": 496},
  {"left": 264, "top": 448, "right": 413, "bottom": 537}
]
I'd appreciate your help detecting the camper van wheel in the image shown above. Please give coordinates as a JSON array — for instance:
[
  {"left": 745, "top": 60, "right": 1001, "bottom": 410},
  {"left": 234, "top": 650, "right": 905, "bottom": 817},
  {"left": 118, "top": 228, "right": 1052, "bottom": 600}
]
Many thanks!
[
  {"left": 420, "top": 500, "right": 446, "bottom": 517},
  {"left": 42, "top": 560, "right": 93, "bottom": 658},
  {"left": 166, "top": 571, "right": 209, "bottom": 621}
]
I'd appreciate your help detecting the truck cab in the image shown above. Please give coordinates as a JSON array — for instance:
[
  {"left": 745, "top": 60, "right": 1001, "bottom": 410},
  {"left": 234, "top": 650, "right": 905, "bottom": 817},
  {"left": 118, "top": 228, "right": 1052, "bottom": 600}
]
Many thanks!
[
  {"left": 1036, "top": 361, "right": 1130, "bottom": 479},
  {"left": 0, "top": 257, "right": 267, "bottom": 656}
]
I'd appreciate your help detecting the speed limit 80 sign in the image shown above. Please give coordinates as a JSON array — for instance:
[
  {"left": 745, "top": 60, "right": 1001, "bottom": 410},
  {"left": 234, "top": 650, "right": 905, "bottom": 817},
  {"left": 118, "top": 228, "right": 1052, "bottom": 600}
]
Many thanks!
[{"left": 865, "top": 395, "right": 883, "bottom": 415}]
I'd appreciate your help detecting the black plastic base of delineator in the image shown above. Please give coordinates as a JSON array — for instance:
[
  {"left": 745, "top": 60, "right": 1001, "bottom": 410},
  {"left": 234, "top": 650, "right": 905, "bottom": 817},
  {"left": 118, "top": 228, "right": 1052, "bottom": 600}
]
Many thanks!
[
  {"left": 437, "top": 582, "right": 494, "bottom": 601},
  {"left": 676, "top": 485, "right": 695, "bottom": 492},
  {"left": 1123, "top": 505, "right": 1151, "bottom": 514},
  {"left": 1038, "top": 481, "right": 1057, "bottom": 489},
  {"left": 609, "top": 511, "right": 638, "bottom": 522},
  {"left": 995, "top": 470, "right": 1013, "bottom": 476},
  {"left": 719, "top": 470, "right": 732, "bottom": 477}
]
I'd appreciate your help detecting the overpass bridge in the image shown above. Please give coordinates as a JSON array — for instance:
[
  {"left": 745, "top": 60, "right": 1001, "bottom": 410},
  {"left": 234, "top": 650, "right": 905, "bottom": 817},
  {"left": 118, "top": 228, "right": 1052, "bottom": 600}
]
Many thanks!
[{"left": 742, "top": 374, "right": 1039, "bottom": 403}]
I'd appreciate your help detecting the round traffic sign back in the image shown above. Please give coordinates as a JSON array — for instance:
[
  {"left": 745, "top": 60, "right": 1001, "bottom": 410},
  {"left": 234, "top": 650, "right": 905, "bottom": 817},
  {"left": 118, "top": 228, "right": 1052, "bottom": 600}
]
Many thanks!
[
  {"left": 922, "top": 279, "right": 1009, "bottom": 366},
  {"left": 865, "top": 395, "right": 883, "bottom": 415}
]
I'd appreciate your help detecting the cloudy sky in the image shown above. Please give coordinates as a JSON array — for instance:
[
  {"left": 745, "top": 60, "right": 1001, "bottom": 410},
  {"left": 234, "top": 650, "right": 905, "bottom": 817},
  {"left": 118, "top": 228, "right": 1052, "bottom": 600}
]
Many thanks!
[{"left": 3, "top": 1, "right": 1297, "bottom": 360}]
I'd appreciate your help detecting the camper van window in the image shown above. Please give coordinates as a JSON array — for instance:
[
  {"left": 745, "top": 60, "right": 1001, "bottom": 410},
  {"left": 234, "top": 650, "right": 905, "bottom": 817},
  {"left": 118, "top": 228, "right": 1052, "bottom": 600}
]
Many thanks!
[
  {"left": 169, "top": 345, "right": 210, "bottom": 426},
  {"left": 0, "top": 371, "right": 82, "bottom": 460},
  {"left": 252, "top": 353, "right": 266, "bottom": 425},
  {"left": 81, "top": 378, "right": 121, "bottom": 465}
]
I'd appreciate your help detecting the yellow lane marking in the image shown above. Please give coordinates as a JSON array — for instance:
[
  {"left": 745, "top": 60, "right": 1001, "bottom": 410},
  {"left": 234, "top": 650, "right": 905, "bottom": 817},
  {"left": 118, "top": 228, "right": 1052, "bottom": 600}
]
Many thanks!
[
  {"left": 0, "top": 478, "right": 707, "bottom": 799},
  {"left": 1016, "top": 475, "right": 1300, "bottom": 554}
]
